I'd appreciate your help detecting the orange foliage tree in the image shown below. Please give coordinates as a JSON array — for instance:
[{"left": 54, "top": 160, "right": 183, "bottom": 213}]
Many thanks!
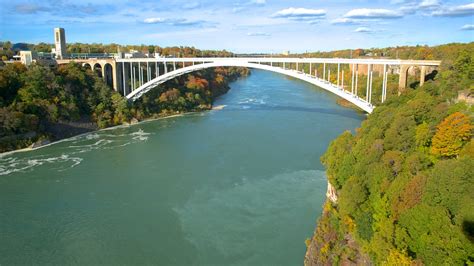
[
  {"left": 186, "top": 75, "right": 209, "bottom": 91},
  {"left": 430, "top": 112, "right": 473, "bottom": 158}
]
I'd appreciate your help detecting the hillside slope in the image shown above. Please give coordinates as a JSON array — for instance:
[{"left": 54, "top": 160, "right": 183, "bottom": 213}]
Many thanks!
[{"left": 305, "top": 43, "right": 474, "bottom": 265}]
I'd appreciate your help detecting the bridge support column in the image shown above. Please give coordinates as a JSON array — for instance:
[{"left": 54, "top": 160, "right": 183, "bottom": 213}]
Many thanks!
[
  {"left": 382, "top": 64, "right": 387, "bottom": 103},
  {"left": 122, "top": 62, "right": 126, "bottom": 96},
  {"left": 101, "top": 63, "right": 106, "bottom": 82},
  {"left": 147, "top": 62, "right": 150, "bottom": 82},
  {"left": 323, "top": 63, "right": 326, "bottom": 80},
  {"left": 398, "top": 64, "right": 410, "bottom": 94},
  {"left": 130, "top": 62, "right": 133, "bottom": 91},
  {"left": 420, "top": 65, "right": 426, "bottom": 86},
  {"left": 355, "top": 69, "right": 359, "bottom": 96},
  {"left": 155, "top": 62, "right": 159, "bottom": 78},
  {"left": 164, "top": 62, "right": 168, "bottom": 74},
  {"left": 351, "top": 64, "right": 355, "bottom": 94},
  {"left": 366, "top": 64, "right": 371, "bottom": 101},
  {"left": 328, "top": 70, "right": 331, "bottom": 83},
  {"left": 337, "top": 63, "right": 340, "bottom": 86},
  {"left": 309, "top": 63, "right": 312, "bottom": 76},
  {"left": 369, "top": 70, "right": 373, "bottom": 103},
  {"left": 341, "top": 70, "right": 344, "bottom": 90},
  {"left": 139, "top": 63, "right": 143, "bottom": 86},
  {"left": 296, "top": 62, "right": 299, "bottom": 72},
  {"left": 112, "top": 63, "right": 118, "bottom": 91},
  {"left": 173, "top": 62, "right": 176, "bottom": 71},
  {"left": 133, "top": 63, "right": 136, "bottom": 91}
]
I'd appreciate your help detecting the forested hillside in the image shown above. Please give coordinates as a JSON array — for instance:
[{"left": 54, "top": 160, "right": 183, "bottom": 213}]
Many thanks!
[
  {"left": 0, "top": 62, "right": 248, "bottom": 152},
  {"left": 305, "top": 43, "right": 473, "bottom": 265}
]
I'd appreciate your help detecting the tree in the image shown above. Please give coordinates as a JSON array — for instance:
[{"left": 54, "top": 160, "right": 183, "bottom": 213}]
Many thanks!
[
  {"left": 0, "top": 63, "right": 27, "bottom": 106},
  {"left": 430, "top": 112, "right": 473, "bottom": 158},
  {"left": 186, "top": 76, "right": 208, "bottom": 91},
  {"left": 398, "top": 204, "right": 473, "bottom": 265},
  {"left": 415, "top": 122, "right": 432, "bottom": 148}
]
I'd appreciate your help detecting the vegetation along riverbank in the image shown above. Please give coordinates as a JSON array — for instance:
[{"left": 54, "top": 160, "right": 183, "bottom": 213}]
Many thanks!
[
  {"left": 0, "top": 60, "right": 249, "bottom": 153},
  {"left": 305, "top": 42, "right": 474, "bottom": 265}
]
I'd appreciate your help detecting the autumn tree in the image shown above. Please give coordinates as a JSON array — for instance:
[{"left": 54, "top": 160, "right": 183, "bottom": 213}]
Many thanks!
[{"left": 430, "top": 112, "right": 473, "bottom": 158}]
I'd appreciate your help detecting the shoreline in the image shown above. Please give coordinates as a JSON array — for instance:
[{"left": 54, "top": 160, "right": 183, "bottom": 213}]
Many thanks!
[{"left": 0, "top": 109, "right": 217, "bottom": 158}]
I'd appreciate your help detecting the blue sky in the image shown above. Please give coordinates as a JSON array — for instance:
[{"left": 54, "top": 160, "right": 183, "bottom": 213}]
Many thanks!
[{"left": 0, "top": 0, "right": 473, "bottom": 53}]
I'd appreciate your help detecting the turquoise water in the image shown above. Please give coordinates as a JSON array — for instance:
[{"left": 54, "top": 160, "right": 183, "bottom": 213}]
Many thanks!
[{"left": 0, "top": 70, "right": 364, "bottom": 265}]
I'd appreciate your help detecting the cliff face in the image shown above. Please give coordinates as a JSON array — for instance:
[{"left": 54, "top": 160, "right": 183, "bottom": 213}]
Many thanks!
[{"left": 304, "top": 182, "right": 371, "bottom": 266}]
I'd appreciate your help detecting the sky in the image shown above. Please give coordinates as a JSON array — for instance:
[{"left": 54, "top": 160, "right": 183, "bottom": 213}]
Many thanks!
[{"left": 0, "top": 0, "right": 473, "bottom": 53}]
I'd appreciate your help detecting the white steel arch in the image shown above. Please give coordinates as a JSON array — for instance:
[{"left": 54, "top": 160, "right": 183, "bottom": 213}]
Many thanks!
[{"left": 126, "top": 61, "right": 376, "bottom": 113}]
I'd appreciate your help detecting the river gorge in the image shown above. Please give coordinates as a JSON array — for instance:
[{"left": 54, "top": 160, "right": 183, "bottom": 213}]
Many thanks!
[{"left": 0, "top": 69, "right": 364, "bottom": 265}]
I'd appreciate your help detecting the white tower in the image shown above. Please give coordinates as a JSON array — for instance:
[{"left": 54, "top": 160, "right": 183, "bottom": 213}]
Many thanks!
[{"left": 54, "top": 28, "right": 67, "bottom": 59}]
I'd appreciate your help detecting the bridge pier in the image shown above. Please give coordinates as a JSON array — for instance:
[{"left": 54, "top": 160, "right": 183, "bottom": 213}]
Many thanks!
[
  {"left": 399, "top": 64, "right": 430, "bottom": 94},
  {"left": 398, "top": 64, "right": 410, "bottom": 94},
  {"left": 420, "top": 65, "right": 426, "bottom": 86}
]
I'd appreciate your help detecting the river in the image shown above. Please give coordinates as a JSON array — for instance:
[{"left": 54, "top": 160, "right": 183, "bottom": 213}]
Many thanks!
[{"left": 0, "top": 70, "right": 364, "bottom": 265}]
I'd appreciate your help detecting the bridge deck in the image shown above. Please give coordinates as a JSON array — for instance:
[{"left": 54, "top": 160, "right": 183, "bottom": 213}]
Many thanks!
[{"left": 116, "top": 57, "right": 442, "bottom": 66}]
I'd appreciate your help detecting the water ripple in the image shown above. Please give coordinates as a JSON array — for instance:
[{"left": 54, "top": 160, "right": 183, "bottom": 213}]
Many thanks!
[{"left": 0, "top": 128, "right": 151, "bottom": 176}]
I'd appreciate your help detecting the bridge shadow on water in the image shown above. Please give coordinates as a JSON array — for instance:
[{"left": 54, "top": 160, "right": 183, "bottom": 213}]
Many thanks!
[{"left": 220, "top": 103, "right": 365, "bottom": 120}]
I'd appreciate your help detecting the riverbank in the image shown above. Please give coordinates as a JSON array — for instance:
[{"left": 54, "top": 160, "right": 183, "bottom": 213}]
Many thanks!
[
  {"left": 0, "top": 63, "right": 250, "bottom": 153},
  {"left": 0, "top": 106, "right": 230, "bottom": 157}
]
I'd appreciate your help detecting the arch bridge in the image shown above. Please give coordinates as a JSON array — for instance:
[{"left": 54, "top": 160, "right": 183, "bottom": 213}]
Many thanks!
[{"left": 59, "top": 57, "right": 441, "bottom": 113}]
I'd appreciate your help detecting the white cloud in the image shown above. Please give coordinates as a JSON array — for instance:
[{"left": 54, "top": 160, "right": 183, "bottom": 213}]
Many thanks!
[
  {"left": 419, "top": 0, "right": 440, "bottom": 9},
  {"left": 273, "top": 7, "right": 326, "bottom": 18},
  {"left": 272, "top": 7, "right": 326, "bottom": 24},
  {"left": 344, "top": 8, "right": 403, "bottom": 19},
  {"left": 461, "top": 24, "right": 474, "bottom": 30},
  {"left": 232, "top": 0, "right": 266, "bottom": 13},
  {"left": 431, "top": 3, "right": 474, "bottom": 17},
  {"left": 143, "top": 17, "right": 166, "bottom": 24},
  {"left": 354, "top": 27, "right": 373, "bottom": 33},
  {"left": 143, "top": 17, "right": 213, "bottom": 27},
  {"left": 331, "top": 18, "right": 357, "bottom": 25},
  {"left": 330, "top": 17, "right": 377, "bottom": 25}
]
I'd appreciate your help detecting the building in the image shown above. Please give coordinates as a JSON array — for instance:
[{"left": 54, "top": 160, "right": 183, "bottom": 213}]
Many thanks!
[
  {"left": 54, "top": 28, "right": 67, "bottom": 59},
  {"left": 19, "top": 51, "right": 33, "bottom": 66}
]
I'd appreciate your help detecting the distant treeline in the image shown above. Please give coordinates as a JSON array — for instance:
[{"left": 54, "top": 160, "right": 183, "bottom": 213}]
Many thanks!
[{"left": 0, "top": 41, "right": 234, "bottom": 60}]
